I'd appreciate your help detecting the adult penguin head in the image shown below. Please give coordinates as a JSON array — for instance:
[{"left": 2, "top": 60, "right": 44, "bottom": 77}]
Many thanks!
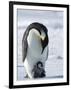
[{"left": 26, "top": 22, "right": 49, "bottom": 54}]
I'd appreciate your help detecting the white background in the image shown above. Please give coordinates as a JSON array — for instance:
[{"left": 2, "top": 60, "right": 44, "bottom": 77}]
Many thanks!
[{"left": 0, "top": 0, "right": 70, "bottom": 90}]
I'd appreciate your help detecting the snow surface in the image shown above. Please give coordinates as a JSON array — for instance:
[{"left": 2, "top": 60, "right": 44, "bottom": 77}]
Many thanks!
[{"left": 17, "top": 10, "right": 64, "bottom": 80}]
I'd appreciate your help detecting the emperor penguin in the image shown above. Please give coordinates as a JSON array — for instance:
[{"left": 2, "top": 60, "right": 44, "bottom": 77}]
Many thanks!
[{"left": 22, "top": 22, "right": 49, "bottom": 78}]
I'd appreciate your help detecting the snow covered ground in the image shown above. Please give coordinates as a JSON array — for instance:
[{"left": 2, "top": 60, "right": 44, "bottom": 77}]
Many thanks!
[{"left": 17, "top": 9, "right": 64, "bottom": 80}]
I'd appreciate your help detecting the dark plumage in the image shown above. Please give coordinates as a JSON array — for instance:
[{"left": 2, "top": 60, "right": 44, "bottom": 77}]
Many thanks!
[{"left": 32, "top": 61, "right": 46, "bottom": 78}]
